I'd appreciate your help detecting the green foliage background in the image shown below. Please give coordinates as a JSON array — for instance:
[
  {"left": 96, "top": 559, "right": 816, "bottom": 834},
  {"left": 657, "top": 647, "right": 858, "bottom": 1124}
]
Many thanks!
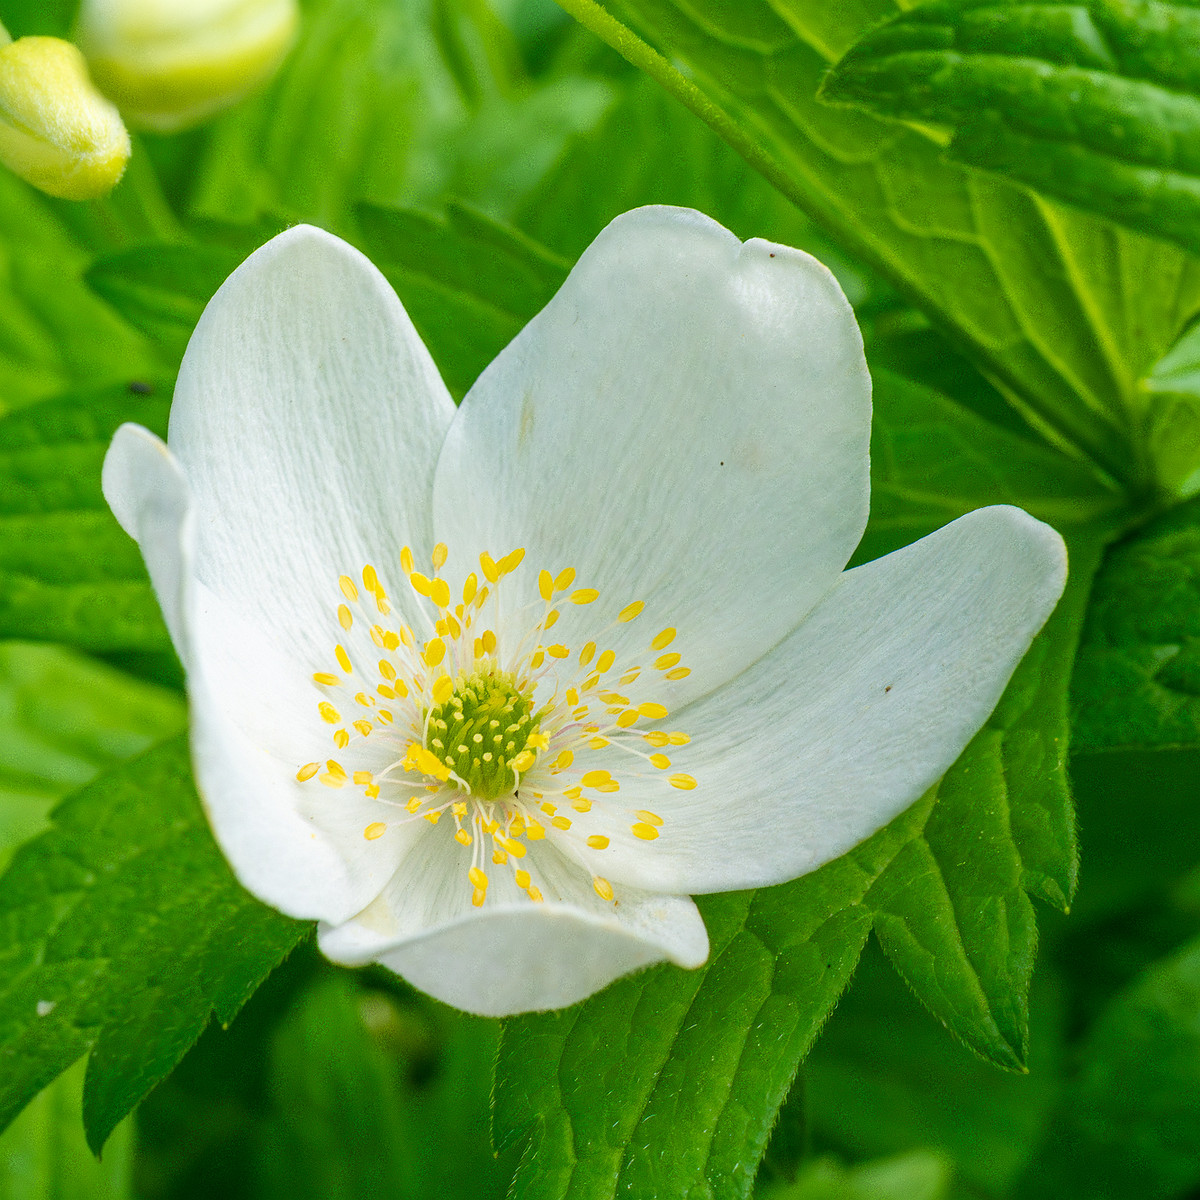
[{"left": 0, "top": 0, "right": 1198, "bottom": 1198}]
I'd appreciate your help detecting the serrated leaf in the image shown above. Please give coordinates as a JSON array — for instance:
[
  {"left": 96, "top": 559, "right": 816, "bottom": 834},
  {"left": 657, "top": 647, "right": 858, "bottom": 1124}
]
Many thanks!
[
  {"left": 565, "top": 0, "right": 1200, "bottom": 487},
  {"left": 0, "top": 641, "right": 184, "bottom": 873},
  {"left": 0, "top": 1057, "right": 134, "bottom": 1200},
  {"left": 0, "top": 385, "right": 174, "bottom": 651},
  {"left": 0, "top": 736, "right": 311, "bottom": 1153},
  {"left": 355, "top": 202, "right": 570, "bottom": 397},
  {"left": 822, "top": 0, "right": 1200, "bottom": 260},
  {"left": 1072, "top": 494, "right": 1200, "bottom": 750},
  {"left": 1015, "top": 935, "right": 1200, "bottom": 1200}
]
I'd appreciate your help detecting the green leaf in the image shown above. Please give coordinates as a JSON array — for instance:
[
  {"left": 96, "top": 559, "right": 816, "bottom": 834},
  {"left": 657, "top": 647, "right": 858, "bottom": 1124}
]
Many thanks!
[
  {"left": 1015, "top": 935, "right": 1200, "bottom": 1200},
  {"left": 0, "top": 0, "right": 76, "bottom": 38},
  {"left": 256, "top": 975, "right": 506, "bottom": 1200},
  {"left": 355, "top": 202, "right": 571, "bottom": 397},
  {"left": 0, "top": 174, "right": 160, "bottom": 414},
  {"left": 1072, "top": 494, "right": 1200, "bottom": 750},
  {"left": 804, "top": 942, "right": 1065, "bottom": 1196},
  {"left": 0, "top": 736, "right": 311, "bottom": 1153},
  {"left": 0, "top": 1058, "right": 134, "bottom": 1200},
  {"left": 0, "top": 384, "right": 174, "bottom": 651},
  {"left": 495, "top": 799, "right": 928, "bottom": 1200},
  {"left": 0, "top": 641, "right": 185, "bottom": 874},
  {"left": 822, "top": 0, "right": 1200, "bottom": 261},
  {"left": 558, "top": 0, "right": 1200, "bottom": 489}
]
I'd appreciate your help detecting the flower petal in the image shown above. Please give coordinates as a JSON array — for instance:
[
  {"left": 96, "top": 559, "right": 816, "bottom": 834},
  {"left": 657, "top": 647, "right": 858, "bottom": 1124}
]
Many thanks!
[
  {"left": 103, "top": 424, "right": 427, "bottom": 923},
  {"left": 575, "top": 506, "right": 1068, "bottom": 894},
  {"left": 432, "top": 206, "right": 870, "bottom": 706},
  {"left": 318, "top": 831, "right": 708, "bottom": 1015}
]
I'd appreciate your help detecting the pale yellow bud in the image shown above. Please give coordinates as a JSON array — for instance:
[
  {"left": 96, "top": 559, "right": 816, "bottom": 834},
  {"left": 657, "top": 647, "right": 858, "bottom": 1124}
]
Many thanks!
[
  {"left": 0, "top": 34, "right": 130, "bottom": 200},
  {"left": 76, "top": 0, "right": 298, "bottom": 132}
]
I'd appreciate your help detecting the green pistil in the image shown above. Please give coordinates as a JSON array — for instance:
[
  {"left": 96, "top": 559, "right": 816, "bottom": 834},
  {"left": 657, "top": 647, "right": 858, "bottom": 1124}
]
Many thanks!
[{"left": 424, "top": 666, "right": 541, "bottom": 800}]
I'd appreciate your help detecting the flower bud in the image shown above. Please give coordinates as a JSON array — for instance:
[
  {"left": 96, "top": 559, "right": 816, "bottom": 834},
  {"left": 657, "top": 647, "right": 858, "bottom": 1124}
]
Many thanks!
[
  {"left": 0, "top": 33, "right": 130, "bottom": 200},
  {"left": 76, "top": 0, "right": 298, "bottom": 132}
]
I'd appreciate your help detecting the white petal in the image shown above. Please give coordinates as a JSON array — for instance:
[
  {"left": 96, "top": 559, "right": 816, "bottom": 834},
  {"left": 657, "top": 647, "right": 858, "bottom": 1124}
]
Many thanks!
[
  {"left": 432, "top": 206, "right": 870, "bottom": 706},
  {"left": 319, "top": 831, "right": 708, "bottom": 1016},
  {"left": 168, "top": 223, "right": 456, "bottom": 742},
  {"left": 102, "top": 425, "right": 426, "bottom": 924},
  {"left": 580, "top": 507, "right": 1068, "bottom": 893}
]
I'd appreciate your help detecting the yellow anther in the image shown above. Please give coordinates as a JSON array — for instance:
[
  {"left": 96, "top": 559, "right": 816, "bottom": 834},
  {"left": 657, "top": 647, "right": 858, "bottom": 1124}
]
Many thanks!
[
  {"left": 471, "top": 888, "right": 486, "bottom": 907},
  {"left": 649, "top": 753, "right": 671, "bottom": 769},
  {"left": 355, "top": 692, "right": 374, "bottom": 707},
  {"left": 492, "top": 850, "right": 508, "bottom": 864},
  {"left": 620, "top": 668, "right": 642, "bottom": 684},
  {"left": 666, "top": 667, "right": 690, "bottom": 680},
  {"left": 548, "top": 644, "right": 570, "bottom": 659},
  {"left": 410, "top": 571, "right": 432, "bottom": 597},
  {"left": 588, "top": 737, "right": 610, "bottom": 749},
  {"left": 312, "top": 672, "right": 338, "bottom": 686},
  {"left": 528, "top": 732, "right": 550, "bottom": 750},
  {"left": 654, "top": 653, "right": 682, "bottom": 670},
  {"left": 432, "top": 542, "right": 448, "bottom": 569},
  {"left": 616, "top": 710, "right": 639, "bottom": 728},
  {"left": 631, "top": 822, "right": 659, "bottom": 840},
  {"left": 635, "top": 810, "right": 664, "bottom": 826},
  {"left": 571, "top": 588, "right": 599, "bottom": 605},
  {"left": 363, "top": 564, "right": 380, "bottom": 592},
  {"left": 394, "top": 679, "right": 409, "bottom": 698},
  {"left": 383, "top": 631, "right": 400, "bottom": 651},
  {"left": 335, "top": 644, "right": 352, "bottom": 673},
  {"left": 515, "top": 869, "right": 531, "bottom": 889},
  {"left": 578, "top": 645, "right": 594, "bottom": 668},
  {"left": 378, "top": 709, "right": 394, "bottom": 725},
  {"left": 669, "top": 773, "right": 697, "bottom": 790},
  {"left": 499, "top": 548, "right": 525, "bottom": 575},
  {"left": 425, "top": 811, "right": 441, "bottom": 824},
  {"left": 545, "top": 609, "right": 560, "bottom": 629},
  {"left": 554, "top": 750, "right": 574, "bottom": 769},
  {"left": 325, "top": 760, "right": 346, "bottom": 779},
  {"left": 528, "top": 887, "right": 544, "bottom": 903},
  {"left": 334, "top": 729, "right": 349, "bottom": 749},
  {"left": 463, "top": 572, "right": 478, "bottom": 605},
  {"left": 376, "top": 595, "right": 391, "bottom": 615},
  {"left": 480, "top": 551, "right": 499, "bottom": 582},
  {"left": 538, "top": 569, "right": 553, "bottom": 601},
  {"left": 353, "top": 770, "right": 373, "bottom": 785},
  {"left": 370, "top": 625, "right": 386, "bottom": 648},
  {"left": 431, "top": 675, "right": 454, "bottom": 704},
  {"left": 526, "top": 819, "right": 546, "bottom": 840},
  {"left": 364, "top": 822, "right": 386, "bottom": 840},
  {"left": 586, "top": 834, "right": 610, "bottom": 850},
  {"left": 430, "top": 577, "right": 451, "bottom": 609},
  {"left": 619, "top": 601, "right": 644, "bottom": 623},
  {"left": 405, "top": 797, "right": 422, "bottom": 813},
  {"left": 530, "top": 649, "right": 545, "bottom": 669},
  {"left": 378, "top": 684, "right": 395, "bottom": 699},
  {"left": 318, "top": 702, "right": 340, "bottom": 724},
  {"left": 423, "top": 638, "right": 446, "bottom": 666},
  {"left": 599, "top": 692, "right": 629, "bottom": 705},
  {"left": 365, "top": 783, "right": 380, "bottom": 798},
  {"left": 481, "top": 629, "right": 497, "bottom": 655},
  {"left": 580, "top": 770, "right": 611, "bottom": 787},
  {"left": 562, "top": 786, "right": 583, "bottom": 800},
  {"left": 473, "top": 637, "right": 483, "bottom": 659},
  {"left": 553, "top": 567, "right": 575, "bottom": 593},
  {"left": 455, "top": 829, "right": 472, "bottom": 846},
  {"left": 452, "top": 801, "right": 468, "bottom": 817},
  {"left": 338, "top": 574, "right": 358, "bottom": 601},
  {"left": 540, "top": 802, "right": 557, "bottom": 815},
  {"left": 596, "top": 650, "right": 616, "bottom": 673},
  {"left": 596, "top": 781, "right": 620, "bottom": 793},
  {"left": 593, "top": 876, "right": 614, "bottom": 901},
  {"left": 510, "top": 816, "right": 525, "bottom": 836},
  {"left": 469, "top": 866, "right": 488, "bottom": 890},
  {"left": 378, "top": 659, "right": 396, "bottom": 680},
  {"left": 400, "top": 546, "right": 415, "bottom": 576},
  {"left": 399, "top": 626, "right": 414, "bottom": 647},
  {"left": 474, "top": 585, "right": 490, "bottom": 609},
  {"left": 337, "top": 604, "right": 353, "bottom": 630},
  {"left": 319, "top": 771, "right": 345, "bottom": 788},
  {"left": 511, "top": 749, "right": 537, "bottom": 773},
  {"left": 551, "top": 815, "right": 572, "bottom": 830},
  {"left": 446, "top": 613, "right": 462, "bottom": 638},
  {"left": 496, "top": 835, "right": 526, "bottom": 858},
  {"left": 651, "top": 628, "right": 676, "bottom": 650},
  {"left": 638, "top": 702, "right": 668, "bottom": 719},
  {"left": 353, "top": 720, "right": 372, "bottom": 737},
  {"left": 643, "top": 731, "right": 669, "bottom": 747},
  {"left": 668, "top": 732, "right": 691, "bottom": 745},
  {"left": 296, "top": 762, "right": 319, "bottom": 782},
  {"left": 404, "top": 743, "right": 452, "bottom": 782},
  {"left": 572, "top": 797, "right": 593, "bottom": 813},
  {"left": 566, "top": 687, "right": 579, "bottom": 705}
]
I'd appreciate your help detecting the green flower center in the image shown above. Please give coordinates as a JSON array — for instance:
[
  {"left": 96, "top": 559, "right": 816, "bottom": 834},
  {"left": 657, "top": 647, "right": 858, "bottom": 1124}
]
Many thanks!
[{"left": 424, "top": 666, "right": 541, "bottom": 800}]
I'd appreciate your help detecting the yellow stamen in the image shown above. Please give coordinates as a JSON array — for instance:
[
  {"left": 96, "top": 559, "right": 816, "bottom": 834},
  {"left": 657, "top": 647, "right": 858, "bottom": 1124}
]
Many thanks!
[
  {"left": 651, "top": 628, "right": 676, "bottom": 650},
  {"left": 312, "top": 672, "right": 338, "bottom": 685},
  {"left": 586, "top": 834, "right": 610, "bottom": 849},
  {"left": 571, "top": 588, "right": 599, "bottom": 605},
  {"left": 593, "top": 876, "right": 614, "bottom": 901},
  {"left": 648, "top": 754, "right": 671, "bottom": 769},
  {"left": 339, "top": 575, "right": 358, "bottom": 601},
  {"left": 296, "top": 762, "right": 319, "bottom": 781},
  {"left": 669, "top": 773, "right": 697, "bottom": 790},
  {"left": 618, "top": 601, "right": 644, "bottom": 622},
  {"left": 554, "top": 567, "right": 575, "bottom": 592},
  {"left": 666, "top": 667, "right": 691, "bottom": 680},
  {"left": 433, "top": 542, "right": 448, "bottom": 569},
  {"left": 336, "top": 644, "right": 352, "bottom": 673},
  {"left": 318, "top": 702, "right": 340, "bottom": 724},
  {"left": 631, "top": 823, "right": 659, "bottom": 840},
  {"left": 364, "top": 822, "right": 386, "bottom": 840},
  {"left": 655, "top": 653, "right": 682, "bottom": 670},
  {"left": 337, "top": 604, "right": 353, "bottom": 630}
]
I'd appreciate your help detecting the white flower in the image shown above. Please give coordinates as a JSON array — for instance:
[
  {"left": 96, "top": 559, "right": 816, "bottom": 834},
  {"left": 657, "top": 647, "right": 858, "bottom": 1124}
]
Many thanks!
[{"left": 102, "top": 208, "right": 1066, "bottom": 1017}]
